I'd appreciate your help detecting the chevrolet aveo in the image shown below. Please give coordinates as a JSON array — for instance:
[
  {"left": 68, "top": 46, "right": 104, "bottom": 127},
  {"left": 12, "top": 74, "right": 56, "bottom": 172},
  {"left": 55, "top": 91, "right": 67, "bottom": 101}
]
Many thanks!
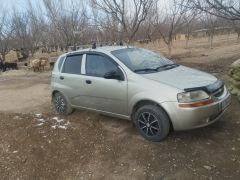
[{"left": 51, "top": 46, "right": 231, "bottom": 141}]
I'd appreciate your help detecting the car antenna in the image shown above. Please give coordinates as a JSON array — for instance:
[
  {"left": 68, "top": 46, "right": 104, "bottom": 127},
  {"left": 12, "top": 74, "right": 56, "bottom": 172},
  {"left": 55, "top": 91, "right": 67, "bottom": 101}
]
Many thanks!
[
  {"left": 92, "top": 42, "right": 97, "bottom": 49},
  {"left": 126, "top": 40, "right": 130, "bottom": 48}
]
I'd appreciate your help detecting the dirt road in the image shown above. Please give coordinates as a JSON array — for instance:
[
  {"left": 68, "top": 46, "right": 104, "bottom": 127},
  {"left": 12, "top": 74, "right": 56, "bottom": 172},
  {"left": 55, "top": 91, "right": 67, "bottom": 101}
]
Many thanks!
[
  {"left": 1, "top": 41, "right": 240, "bottom": 179},
  {"left": 0, "top": 70, "right": 51, "bottom": 113}
]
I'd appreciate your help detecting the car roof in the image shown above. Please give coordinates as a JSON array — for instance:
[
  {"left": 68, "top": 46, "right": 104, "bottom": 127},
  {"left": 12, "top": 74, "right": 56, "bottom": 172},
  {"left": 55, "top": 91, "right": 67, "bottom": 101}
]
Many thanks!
[
  {"left": 91, "top": 46, "right": 129, "bottom": 52},
  {"left": 66, "top": 46, "right": 130, "bottom": 56}
]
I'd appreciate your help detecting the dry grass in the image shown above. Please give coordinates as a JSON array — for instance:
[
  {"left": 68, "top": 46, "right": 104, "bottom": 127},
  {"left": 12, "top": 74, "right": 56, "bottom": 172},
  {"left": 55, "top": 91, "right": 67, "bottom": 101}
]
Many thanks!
[
  {"left": 33, "top": 51, "right": 65, "bottom": 59},
  {"left": 136, "top": 33, "right": 240, "bottom": 63},
  {"left": 29, "top": 33, "right": 240, "bottom": 68}
]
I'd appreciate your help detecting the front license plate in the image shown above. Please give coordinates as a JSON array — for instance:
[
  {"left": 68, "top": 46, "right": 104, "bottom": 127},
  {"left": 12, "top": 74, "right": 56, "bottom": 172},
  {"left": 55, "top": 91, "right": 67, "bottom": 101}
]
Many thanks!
[{"left": 221, "top": 95, "right": 231, "bottom": 110}]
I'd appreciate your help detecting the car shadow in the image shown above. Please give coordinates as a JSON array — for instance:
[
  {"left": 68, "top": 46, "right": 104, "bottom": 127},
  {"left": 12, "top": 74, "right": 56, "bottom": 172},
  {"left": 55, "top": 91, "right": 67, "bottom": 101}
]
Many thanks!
[{"left": 169, "top": 118, "right": 228, "bottom": 141}]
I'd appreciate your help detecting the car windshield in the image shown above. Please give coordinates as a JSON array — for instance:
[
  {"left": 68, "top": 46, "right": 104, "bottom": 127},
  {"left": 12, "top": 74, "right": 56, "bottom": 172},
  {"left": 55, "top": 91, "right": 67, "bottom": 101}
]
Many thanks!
[{"left": 111, "top": 48, "right": 175, "bottom": 73}]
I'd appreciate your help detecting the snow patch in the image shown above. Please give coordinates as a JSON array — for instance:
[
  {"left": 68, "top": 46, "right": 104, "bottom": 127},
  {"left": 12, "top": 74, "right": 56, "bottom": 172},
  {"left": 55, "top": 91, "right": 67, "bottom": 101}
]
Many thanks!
[
  {"left": 51, "top": 125, "right": 67, "bottom": 130},
  {"left": 34, "top": 114, "right": 70, "bottom": 130},
  {"left": 35, "top": 113, "right": 42, "bottom": 118},
  {"left": 37, "top": 119, "right": 45, "bottom": 122},
  {"left": 36, "top": 122, "right": 44, "bottom": 127},
  {"left": 13, "top": 116, "right": 22, "bottom": 120},
  {"left": 52, "top": 117, "right": 58, "bottom": 121}
]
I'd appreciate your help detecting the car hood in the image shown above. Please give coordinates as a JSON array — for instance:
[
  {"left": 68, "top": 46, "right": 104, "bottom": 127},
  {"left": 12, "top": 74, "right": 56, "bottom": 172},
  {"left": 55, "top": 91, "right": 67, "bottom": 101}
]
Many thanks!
[{"left": 141, "top": 65, "right": 217, "bottom": 90}]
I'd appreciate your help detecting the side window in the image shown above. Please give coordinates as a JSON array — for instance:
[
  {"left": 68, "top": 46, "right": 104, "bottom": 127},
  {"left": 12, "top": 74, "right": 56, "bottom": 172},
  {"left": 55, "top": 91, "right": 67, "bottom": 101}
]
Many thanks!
[
  {"left": 62, "top": 55, "right": 82, "bottom": 74},
  {"left": 86, "top": 54, "right": 118, "bottom": 77}
]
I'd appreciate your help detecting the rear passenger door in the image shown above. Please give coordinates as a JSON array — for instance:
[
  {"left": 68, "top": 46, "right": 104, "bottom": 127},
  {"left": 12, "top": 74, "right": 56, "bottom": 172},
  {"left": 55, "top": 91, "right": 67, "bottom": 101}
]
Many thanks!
[
  {"left": 56, "top": 54, "right": 87, "bottom": 106},
  {"left": 81, "top": 53, "right": 128, "bottom": 116}
]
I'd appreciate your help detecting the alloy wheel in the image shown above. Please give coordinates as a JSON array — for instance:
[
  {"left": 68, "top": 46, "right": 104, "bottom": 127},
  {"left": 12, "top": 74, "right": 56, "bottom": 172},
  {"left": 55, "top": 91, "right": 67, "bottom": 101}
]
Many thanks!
[
  {"left": 138, "top": 112, "right": 160, "bottom": 137},
  {"left": 54, "top": 94, "right": 66, "bottom": 114}
]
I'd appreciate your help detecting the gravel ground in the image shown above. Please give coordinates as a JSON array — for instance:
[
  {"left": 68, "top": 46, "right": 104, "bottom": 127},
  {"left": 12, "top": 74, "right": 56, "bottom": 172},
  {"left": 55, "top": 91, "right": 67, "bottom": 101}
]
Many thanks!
[
  {"left": 0, "top": 100, "right": 239, "bottom": 180},
  {"left": 1, "top": 43, "right": 240, "bottom": 179}
]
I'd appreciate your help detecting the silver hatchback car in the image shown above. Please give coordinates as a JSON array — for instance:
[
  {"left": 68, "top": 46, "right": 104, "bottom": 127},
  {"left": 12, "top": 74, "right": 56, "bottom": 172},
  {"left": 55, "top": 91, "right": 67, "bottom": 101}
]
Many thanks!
[{"left": 51, "top": 46, "right": 231, "bottom": 141}]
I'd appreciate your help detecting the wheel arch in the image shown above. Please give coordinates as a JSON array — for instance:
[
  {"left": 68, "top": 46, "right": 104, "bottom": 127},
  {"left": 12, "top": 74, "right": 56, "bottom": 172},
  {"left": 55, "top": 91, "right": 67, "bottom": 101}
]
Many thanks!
[
  {"left": 51, "top": 90, "right": 61, "bottom": 101},
  {"left": 52, "top": 90, "right": 59, "bottom": 96},
  {"left": 131, "top": 100, "right": 174, "bottom": 131}
]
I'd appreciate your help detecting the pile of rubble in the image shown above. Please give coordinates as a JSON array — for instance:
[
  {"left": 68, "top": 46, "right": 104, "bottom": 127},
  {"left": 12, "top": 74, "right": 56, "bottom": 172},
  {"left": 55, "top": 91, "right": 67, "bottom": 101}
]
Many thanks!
[{"left": 229, "top": 59, "right": 240, "bottom": 102}]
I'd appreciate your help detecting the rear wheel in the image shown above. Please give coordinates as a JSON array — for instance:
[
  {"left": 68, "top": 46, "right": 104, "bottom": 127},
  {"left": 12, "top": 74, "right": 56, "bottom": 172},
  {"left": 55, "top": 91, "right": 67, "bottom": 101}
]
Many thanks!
[
  {"left": 134, "top": 105, "right": 170, "bottom": 141},
  {"left": 53, "top": 92, "right": 73, "bottom": 115}
]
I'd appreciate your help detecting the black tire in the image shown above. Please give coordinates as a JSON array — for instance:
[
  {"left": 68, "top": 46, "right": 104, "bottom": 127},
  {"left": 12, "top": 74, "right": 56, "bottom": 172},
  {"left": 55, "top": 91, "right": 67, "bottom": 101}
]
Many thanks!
[
  {"left": 53, "top": 92, "right": 73, "bottom": 115},
  {"left": 134, "top": 105, "right": 170, "bottom": 142}
]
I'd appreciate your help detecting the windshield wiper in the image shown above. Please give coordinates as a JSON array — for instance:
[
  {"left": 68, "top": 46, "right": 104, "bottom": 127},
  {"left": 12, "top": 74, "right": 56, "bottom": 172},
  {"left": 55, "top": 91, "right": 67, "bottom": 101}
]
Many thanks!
[
  {"left": 156, "top": 64, "right": 179, "bottom": 71},
  {"left": 134, "top": 64, "right": 179, "bottom": 73},
  {"left": 134, "top": 68, "right": 158, "bottom": 73}
]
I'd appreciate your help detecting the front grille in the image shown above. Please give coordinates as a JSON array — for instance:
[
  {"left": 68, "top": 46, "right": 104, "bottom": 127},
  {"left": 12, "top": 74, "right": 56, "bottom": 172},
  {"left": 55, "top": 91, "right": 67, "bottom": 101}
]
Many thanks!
[{"left": 212, "top": 86, "right": 224, "bottom": 97}]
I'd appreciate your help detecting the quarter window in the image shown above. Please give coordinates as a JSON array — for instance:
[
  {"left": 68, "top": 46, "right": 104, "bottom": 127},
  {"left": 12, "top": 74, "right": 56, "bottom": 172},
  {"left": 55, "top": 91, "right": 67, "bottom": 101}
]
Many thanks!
[
  {"left": 62, "top": 55, "right": 82, "bottom": 74},
  {"left": 58, "top": 56, "right": 65, "bottom": 71},
  {"left": 86, "top": 54, "right": 118, "bottom": 77}
]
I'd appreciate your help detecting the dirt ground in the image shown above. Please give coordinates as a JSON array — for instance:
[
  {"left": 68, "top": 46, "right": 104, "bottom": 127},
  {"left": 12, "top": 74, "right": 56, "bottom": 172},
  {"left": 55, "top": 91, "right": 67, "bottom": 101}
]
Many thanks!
[{"left": 1, "top": 37, "right": 240, "bottom": 179}]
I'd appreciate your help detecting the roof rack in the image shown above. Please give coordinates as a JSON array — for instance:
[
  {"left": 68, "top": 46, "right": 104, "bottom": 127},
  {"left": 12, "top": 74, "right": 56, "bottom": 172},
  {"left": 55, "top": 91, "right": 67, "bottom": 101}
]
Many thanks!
[{"left": 91, "top": 40, "right": 125, "bottom": 49}]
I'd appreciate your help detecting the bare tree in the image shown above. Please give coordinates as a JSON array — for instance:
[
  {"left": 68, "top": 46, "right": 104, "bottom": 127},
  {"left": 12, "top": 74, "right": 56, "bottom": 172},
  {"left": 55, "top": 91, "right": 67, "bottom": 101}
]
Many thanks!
[
  {"left": 201, "top": 13, "right": 219, "bottom": 48},
  {"left": 137, "top": 6, "right": 157, "bottom": 41},
  {"left": 11, "top": 11, "right": 29, "bottom": 50},
  {"left": 42, "top": 0, "right": 88, "bottom": 50},
  {"left": 2, "top": 0, "right": 235, "bottom": 58},
  {"left": 153, "top": 0, "right": 192, "bottom": 56},
  {"left": 0, "top": 10, "right": 13, "bottom": 61},
  {"left": 232, "top": 20, "right": 240, "bottom": 40},
  {"left": 191, "top": 0, "right": 240, "bottom": 20},
  {"left": 183, "top": 13, "right": 198, "bottom": 48},
  {"left": 26, "top": 1, "right": 47, "bottom": 55},
  {"left": 92, "top": 0, "right": 156, "bottom": 42}
]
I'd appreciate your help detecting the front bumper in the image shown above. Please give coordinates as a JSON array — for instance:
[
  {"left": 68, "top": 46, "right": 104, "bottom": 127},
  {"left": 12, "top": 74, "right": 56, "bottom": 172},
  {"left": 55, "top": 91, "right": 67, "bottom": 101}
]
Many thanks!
[{"left": 161, "top": 88, "right": 231, "bottom": 131}]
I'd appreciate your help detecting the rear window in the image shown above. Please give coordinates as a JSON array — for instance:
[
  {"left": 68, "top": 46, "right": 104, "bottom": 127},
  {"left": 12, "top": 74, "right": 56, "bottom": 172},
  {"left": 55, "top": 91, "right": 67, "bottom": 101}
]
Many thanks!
[{"left": 62, "top": 55, "right": 82, "bottom": 74}]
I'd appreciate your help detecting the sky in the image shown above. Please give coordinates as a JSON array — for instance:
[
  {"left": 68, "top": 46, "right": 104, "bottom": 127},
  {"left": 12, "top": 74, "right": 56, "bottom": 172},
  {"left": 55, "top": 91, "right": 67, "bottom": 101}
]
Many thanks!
[
  {"left": 1, "top": 0, "right": 29, "bottom": 12},
  {"left": 0, "top": 0, "right": 89, "bottom": 17},
  {"left": 0, "top": 0, "right": 167, "bottom": 18}
]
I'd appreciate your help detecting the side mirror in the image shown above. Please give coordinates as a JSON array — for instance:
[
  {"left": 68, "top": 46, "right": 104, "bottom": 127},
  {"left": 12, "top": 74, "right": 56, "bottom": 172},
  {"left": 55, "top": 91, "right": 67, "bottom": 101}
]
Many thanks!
[{"left": 104, "top": 70, "right": 123, "bottom": 81}]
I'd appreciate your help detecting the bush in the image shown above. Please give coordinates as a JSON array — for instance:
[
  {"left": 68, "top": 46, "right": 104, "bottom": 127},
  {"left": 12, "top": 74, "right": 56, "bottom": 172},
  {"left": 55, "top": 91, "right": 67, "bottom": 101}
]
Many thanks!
[{"left": 229, "top": 59, "right": 240, "bottom": 103}]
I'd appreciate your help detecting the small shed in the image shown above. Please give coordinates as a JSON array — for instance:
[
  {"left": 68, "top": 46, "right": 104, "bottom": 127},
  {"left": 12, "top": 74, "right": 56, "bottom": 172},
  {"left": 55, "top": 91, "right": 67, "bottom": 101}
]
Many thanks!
[{"left": 175, "top": 34, "right": 186, "bottom": 41}]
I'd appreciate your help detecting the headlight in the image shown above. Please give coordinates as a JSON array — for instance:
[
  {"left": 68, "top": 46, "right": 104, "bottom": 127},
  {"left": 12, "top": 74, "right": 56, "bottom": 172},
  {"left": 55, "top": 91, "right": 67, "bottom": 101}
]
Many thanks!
[{"left": 177, "top": 90, "right": 210, "bottom": 103}]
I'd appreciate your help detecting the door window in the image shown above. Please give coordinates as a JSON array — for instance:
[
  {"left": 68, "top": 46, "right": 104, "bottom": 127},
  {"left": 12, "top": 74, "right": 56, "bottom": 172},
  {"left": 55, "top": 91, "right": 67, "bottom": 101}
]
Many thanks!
[
  {"left": 62, "top": 55, "right": 82, "bottom": 74},
  {"left": 86, "top": 54, "right": 118, "bottom": 77}
]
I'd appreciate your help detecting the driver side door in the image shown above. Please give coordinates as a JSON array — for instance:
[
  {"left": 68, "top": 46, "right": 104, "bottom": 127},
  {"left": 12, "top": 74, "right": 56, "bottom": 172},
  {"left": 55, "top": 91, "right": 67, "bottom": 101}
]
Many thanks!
[{"left": 80, "top": 53, "right": 128, "bottom": 116}]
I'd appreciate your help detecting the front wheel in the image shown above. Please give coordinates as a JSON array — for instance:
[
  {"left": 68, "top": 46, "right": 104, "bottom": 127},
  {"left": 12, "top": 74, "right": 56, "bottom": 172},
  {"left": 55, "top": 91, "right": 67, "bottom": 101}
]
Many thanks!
[
  {"left": 53, "top": 92, "right": 73, "bottom": 115},
  {"left": 134, "top": 105, "right": 170, "bottom": 141}
]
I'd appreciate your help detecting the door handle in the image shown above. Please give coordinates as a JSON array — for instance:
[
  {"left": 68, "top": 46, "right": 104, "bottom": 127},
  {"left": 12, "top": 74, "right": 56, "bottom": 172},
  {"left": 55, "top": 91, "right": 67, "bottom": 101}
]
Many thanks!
[
  {"left": 60, "top": 76, "right": 64, "bottom": 80},
  {"left": 86, "top": 80, "right": 92, "bottom": 84}
]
